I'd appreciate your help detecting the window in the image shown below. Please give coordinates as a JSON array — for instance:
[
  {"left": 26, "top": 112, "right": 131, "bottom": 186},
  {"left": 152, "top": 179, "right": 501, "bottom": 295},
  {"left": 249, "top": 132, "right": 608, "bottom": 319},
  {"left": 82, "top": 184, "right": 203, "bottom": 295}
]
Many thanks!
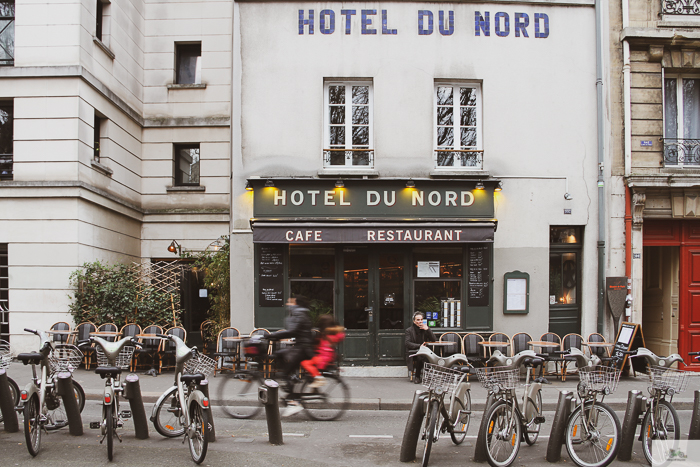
[
  {"left": 435, "top": 83, "right": 482, "bottom": 168},
  {"left": 96, "top": 0, "right": 104, "bottom": 41},
  {"left": 93, "top": 115, "right": 103, "bottom": 162},
  {"left": 413, "top": 247, "right": 463, "bottom": 329},
  {"left": 0, "top": 1, "right": 14, "bottom": 66},
  {"left": 549, "top": 226, "right": 582, "bottom": 335},
  {"left": 664, "top": 75, "right": 700, "bottom": 166},
  {"left": 0, "top": 101, "right": 12, "bottom": 180},
  {"left": 289, "top": 246, "right": 335, "bottom": 324},
  {"left": 323, "top": 81, "right": 373, "bottom": 167},
  {"left": 174, "top": 144, "right": 200, "bottom": 186},
  {"left": 0, "top": 243, "right": 7, "bottom": 341},
  {"left": 176, "top": 43, "right": 201, "bottom": 85}
]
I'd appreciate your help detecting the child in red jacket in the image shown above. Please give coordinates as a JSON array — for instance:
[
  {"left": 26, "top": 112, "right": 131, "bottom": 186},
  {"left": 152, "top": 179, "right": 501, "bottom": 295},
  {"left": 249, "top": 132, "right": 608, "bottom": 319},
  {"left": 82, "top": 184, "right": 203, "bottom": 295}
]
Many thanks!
[{"left": 301, "top": 314, "right": 345, "bottom": 388}]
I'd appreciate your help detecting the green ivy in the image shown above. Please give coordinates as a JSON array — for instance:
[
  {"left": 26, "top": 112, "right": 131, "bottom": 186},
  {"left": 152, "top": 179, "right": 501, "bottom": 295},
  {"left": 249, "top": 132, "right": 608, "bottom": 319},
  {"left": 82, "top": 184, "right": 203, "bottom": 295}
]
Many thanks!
[{"left": 192, "top": 236, "right": 230, "bottom": 336}]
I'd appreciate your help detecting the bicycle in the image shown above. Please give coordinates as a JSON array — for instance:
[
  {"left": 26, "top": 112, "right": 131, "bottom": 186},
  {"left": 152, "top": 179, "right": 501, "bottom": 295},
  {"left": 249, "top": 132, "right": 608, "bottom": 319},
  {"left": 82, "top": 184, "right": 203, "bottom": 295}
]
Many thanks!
[
  {"left": 0, "top": 339, "right": 20, "bottom": 424},
  {"left": 476, "top": 350, "right": 545, "bottom": 467},
  {"left": 17, "top": 328, "right": 86, "bottom": 457},
  {"left": 80, "top": 335, "right": 140, "bottom": 461},
  {"left": 217, "top": 335, "right": 350, "bottom": 421},
  {"left": 418, "top": 362, "right": 472, "bottom": 467},
  {"left": 151, "top": 334, "right": 214, "bottom": 464}
]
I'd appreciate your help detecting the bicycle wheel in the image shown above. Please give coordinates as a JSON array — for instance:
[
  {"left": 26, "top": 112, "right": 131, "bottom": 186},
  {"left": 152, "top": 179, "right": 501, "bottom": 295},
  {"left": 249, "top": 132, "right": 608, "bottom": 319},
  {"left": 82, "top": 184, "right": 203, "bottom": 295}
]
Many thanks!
[
  {"left": 641, "top": 400, "right": 680, "bottom": 465},
  {"left": 450, "top": 393, "right": 470, "bottom": 445},
  {"left": 45, "top": 381, "right": 85, "bottom": 430},
  {"left": 301, "top": 374, "right": 350, "bottom": 421},
  {"left": 218, "top": 371, "right": 264, "bottom": 419},
  {"left": 565, "top": 401, "right": 620, "bottom": 467},
  {"left": 72, "top": 381, "right": 86, "bottom": 413},
  {"left": 483, "top": 399, "right": 521, "bottom": 467},
  {"left": 24, "top": 394, "right": 41, "bottom": 457},
  {"left": 188, "top": 402, "right": 209, "bottom": 464},
  {"left": 0, "top": 376, "right": 19, "bottom": 423},
  {"left": 153, "top": 386, "right": 185, "bottom": 437},
  {"left": 106, "top": 403, "right": 114, "bottom": 461},
  {"left": 422, "top": 399, "right": 440, "bottom": 467},
  {"left": 523, "top": 389, "right": 543, "bottom": 446}
]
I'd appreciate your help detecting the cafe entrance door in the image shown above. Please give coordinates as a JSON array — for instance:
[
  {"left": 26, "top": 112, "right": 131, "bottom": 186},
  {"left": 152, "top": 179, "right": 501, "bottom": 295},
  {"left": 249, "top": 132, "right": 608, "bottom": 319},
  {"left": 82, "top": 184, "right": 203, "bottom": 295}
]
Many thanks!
[{"left": 340, "top": 246, "right": 407, "bottom": 366}]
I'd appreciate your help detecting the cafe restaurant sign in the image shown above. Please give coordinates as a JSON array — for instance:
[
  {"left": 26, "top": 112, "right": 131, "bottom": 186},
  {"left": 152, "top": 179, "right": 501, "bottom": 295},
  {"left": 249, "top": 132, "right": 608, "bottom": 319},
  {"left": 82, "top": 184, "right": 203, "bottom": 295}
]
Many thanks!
[{"left": 251, "top": 179, "right": 495, "bottom": 219}]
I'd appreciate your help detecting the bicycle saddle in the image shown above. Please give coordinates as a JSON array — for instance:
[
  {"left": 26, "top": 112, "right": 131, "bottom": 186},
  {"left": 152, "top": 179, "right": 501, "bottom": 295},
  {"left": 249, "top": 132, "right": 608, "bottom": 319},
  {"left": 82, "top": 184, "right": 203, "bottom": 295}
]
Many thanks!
[
  {"left": 181, "top": 373, "right": 206, "bottom": 384},
  {"left": 17, "top": 353, "right": 43, "bottom": 365}
]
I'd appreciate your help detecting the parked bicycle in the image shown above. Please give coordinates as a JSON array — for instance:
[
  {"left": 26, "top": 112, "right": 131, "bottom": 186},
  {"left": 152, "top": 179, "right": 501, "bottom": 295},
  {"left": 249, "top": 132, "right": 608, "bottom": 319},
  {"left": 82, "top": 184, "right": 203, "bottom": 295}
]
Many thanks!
[
  {"left": 17, "top": 328, "right": 85, "bottom": 457},
  {"left": 476, "top": 350, "right": 545, "bottom": 467},
  {"left": 151, "top": 333, "right": 214, "bottom": 464},
  {"left": 418, "top": 362, "right": 472, "bottom": 467},
  {"left": 79, "top": 335, "right": 140, "bottom": 461},
  {"left": 218, "top": 335, "right": 350, "bottom": 421},
  {"left": 0, "top": 339, "right": 19, "bottom": 423}
]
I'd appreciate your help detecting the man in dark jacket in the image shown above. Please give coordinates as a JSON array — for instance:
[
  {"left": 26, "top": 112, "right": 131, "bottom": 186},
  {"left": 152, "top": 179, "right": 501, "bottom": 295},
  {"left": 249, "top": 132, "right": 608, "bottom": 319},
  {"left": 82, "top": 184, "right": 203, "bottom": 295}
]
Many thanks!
[{"left": 405, "top": 311, "right": 437, "bottom": 384}]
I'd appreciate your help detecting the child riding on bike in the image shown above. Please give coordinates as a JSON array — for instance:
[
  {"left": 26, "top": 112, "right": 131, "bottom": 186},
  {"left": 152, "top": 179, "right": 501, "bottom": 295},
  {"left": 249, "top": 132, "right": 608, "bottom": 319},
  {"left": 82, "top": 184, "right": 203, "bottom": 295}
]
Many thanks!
[{"left": 301, "top": 314, "right": 345, "bottom": 389}]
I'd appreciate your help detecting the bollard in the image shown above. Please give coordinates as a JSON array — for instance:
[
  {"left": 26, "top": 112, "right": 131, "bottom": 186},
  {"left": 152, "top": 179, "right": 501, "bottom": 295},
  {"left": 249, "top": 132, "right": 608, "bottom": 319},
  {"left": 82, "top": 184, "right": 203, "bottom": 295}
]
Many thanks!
[
  {"left": 198, "top": 379, "right": 216, "bottom": 442},
  {"left": 0, "top": 369, "right": 18, "bottom": 432},
  {"left": 546, "top": 390, "right": 573, "bottom": 463},
  {"left": 259, "top": 379, "right": 283, "bottom": 445},
  {"left": 474, "top": 392, "right": 496, "bottom": 462},
  {"left": 690, "top": 390, "right": 700, "bottom": 440},
  {"left": 399, "top": 390, "right": 427, "bottom": 462},
  {"left": 124, "top": 373, "right": 149, "bottom": 439},
  {"left": 56, "top": 371, "right": 83, "bottom": 436},
  {"left": 618, "top": 390, "right": 645, "bottom": 461}
]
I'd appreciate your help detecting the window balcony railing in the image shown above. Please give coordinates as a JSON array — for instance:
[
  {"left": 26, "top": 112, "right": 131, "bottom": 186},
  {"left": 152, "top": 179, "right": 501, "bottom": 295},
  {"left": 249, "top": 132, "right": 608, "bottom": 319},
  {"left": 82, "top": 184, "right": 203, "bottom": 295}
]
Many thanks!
[
  {"left": 0, "top": 154, "right": 12, "bottom": 180},
  {"left": 662, "top": 0, "right": 700, "bottom": 15},
  {"left": 662, "top": 138, "right": 700, "bottom": 166},
  {"left": 323, "top": 148, "right": 374, "bottom": 167},
  {"left": 435, "top": 149, "right": 484, "bottom": 169}
]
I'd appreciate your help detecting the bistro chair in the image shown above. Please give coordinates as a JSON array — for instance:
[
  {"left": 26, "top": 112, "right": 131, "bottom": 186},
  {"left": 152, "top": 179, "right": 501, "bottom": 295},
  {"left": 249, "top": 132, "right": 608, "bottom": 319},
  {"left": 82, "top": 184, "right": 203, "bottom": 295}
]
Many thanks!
[
  {"left": 49, "top": 321, "right": 71, "bottom": 344},
  {"left": 462, "top": 332, "right": 486, "bottom": 367},
  {"left": 511, "top": 332, "right": 537, "bottom": 377},
  {"left": 119, "top": 323, "right": 142, "bottom": 371},
  {"left": 587, "top": 332, "right": 614, "bottom": 366},
  {"left": 539, "top": 332, "right": 564, "bottom": 380},
  {"left": 200, "top": 320, "right": 217, "bottom": 356},
  {"left": 561, "top": 333, "right": 584, "bottom": 381},
  {"left": 96, "top": 323, "right": 119, "bottom": 343},
  {"left": 249, "top": 328, "right": 273, "bottom": 377},
  {"left": 161, "top": 326, "right": 187, "bottom": 372},
  {"left": 488, "top": 332, "right": 511, "bottom": 357},
  {"left": 214, "top": 327, "right": 241, "bottom": 375},
  {"left": 71, "top": 322, "right": 96, "bottom": 369},
  {"left": 134, "top": 324, "right": 163, "bottom": 376},
  {"left": 438, "top": 331, "right": 463, "bottom": 356}
]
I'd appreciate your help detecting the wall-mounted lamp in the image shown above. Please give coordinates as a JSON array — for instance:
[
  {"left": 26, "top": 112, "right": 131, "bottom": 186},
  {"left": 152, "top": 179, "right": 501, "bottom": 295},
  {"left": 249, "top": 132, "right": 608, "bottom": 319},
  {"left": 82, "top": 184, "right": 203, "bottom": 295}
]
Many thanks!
[
  {"left": 335, "top": 180, "right": 344, "bottom": 188},
  {"left": 406, "top": 180, "right": 416, "bottom": 188},
  {"left": 475, "top": 181, "right": 485, "bottom": 190},
  {"left": 265, "top": 179, "right": 275, "bottom": 188},
  {"left": 494, "top": 181, "right": 503, "bottom": 192},
  {"left": 564, "top": 193, "right": 573, "bottom": 200},
  {"left": 245, "top": 181, "right": 253, "bottom": 191},
  {"left": 167, "top": 240, "right": 182, "bottom": 255}
]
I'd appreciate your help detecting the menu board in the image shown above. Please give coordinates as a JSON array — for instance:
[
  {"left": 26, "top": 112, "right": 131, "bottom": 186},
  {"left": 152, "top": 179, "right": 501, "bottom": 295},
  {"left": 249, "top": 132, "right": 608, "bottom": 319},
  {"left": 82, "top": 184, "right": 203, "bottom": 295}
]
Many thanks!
[
  {"left": 468, "top": 244, "right": 490, "bottom": 306},
  {"left": 612, "top": 322, "right": 646, "bottom": 373},
  {"left": 259, "top": 245, "right": 284, "bottom": 306}
]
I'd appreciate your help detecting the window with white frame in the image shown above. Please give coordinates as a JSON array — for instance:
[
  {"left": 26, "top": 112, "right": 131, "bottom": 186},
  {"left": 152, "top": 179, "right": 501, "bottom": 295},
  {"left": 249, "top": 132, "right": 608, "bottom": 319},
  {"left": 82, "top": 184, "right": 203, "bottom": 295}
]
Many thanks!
[
  {"left": 324, "top": 81, "right": 373, "bottom": 167},
  {"left": 435, "top": 83, "right": 482, "bottom": 169},
  {"left": 0, "top": 1, "right": 14, "bottom": 66},
  {"left": 664, "top": 74, "right": 700, "bottom": 166}
]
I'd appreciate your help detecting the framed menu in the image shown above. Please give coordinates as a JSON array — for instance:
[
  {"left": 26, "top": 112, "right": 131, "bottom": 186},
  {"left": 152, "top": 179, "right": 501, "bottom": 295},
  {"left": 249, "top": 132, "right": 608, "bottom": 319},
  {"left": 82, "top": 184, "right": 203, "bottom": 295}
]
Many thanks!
[
  {"left": 259, "top": 245, "right": 284, "bottom": 306},
  {"left": 503, "top": 271, "right": 529, "bottom": 314},
  {"left": 468, "top": 244, "right": 490, "bottom": 307}
]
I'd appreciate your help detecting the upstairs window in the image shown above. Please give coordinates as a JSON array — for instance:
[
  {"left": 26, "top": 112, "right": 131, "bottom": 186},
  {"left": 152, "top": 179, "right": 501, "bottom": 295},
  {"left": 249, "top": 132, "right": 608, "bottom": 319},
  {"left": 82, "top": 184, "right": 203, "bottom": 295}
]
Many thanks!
[
  {"left": 174, "top": 143, "right": 200, "bottom": 186},
  {"left": 664, "top": 75, "right": 700, "bottom": 166},
  {"left": 93, "top": 115, "right": 103, "bottom": 162},
  {"left": 0, "top": 1, "right": 14, "bottom": 66},
  {"left": 0, "top": 102, "right": 12, "bottom": 180},
  {"left": 96, "top": 0, "right": 104, "bottom": 41},
  {"left": 435, "top": 83, "right": 482, "bottom": 169},
  {"left": 176, "top": 43, "right": 201, "bottom": 85},
  {"left": 324, "top": 81, "right": 373, "bottom": 167}
]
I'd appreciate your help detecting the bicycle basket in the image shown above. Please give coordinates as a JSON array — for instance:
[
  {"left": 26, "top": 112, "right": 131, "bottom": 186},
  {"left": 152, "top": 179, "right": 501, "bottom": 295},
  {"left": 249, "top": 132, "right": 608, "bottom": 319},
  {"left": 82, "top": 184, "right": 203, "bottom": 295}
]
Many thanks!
[
  {"left": 648, "top": 366, "right": 691, "bottom": 394},
  {"left": 0, "top": 339, "right": 11, "bottom": 370},
  {"left": 474, "top": 367, "right": 519, "bottom": 391},
  {"left": 421, "top": 363, "right": 467, "bottom": 397},
  {"left": 578, "top": 365, "right": 621, "bottom": 394},
  {"left": 49, "top": 344, "right": 83, "bottom": 373},
  {"left": 96, "top": 345, "right": 135, "bottom": 370},
  {"left": 183, "top": 352, "right": 216, "bottom": 378}
]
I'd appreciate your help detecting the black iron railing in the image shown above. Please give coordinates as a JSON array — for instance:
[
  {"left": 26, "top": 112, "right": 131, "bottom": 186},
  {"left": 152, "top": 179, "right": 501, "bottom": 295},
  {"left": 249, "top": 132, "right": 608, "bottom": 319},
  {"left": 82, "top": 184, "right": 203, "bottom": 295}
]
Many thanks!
[
  {"left": 662, "top": 138, "right": 700, "bottom": 166},
  {"left": 435, "top": 149, "right": 483, "bottom": 169},
  {"left": 0, "top": 154, "right": 11, "bottom": 180},
  {"left": 662, "top": 0, "right": 700, "bottom": 15},
  {"left": 323, "top": 149, "right": 374, "bottom": 167}
]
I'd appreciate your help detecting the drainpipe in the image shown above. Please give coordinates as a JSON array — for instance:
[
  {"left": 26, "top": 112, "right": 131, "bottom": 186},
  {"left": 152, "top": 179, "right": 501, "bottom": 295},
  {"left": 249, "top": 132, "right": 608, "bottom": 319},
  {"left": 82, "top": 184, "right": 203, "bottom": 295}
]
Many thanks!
[
  {"left": 622, "top": 0, "right": 633, "bottom": 327},
  {"left": 596, "top": 0, "right": 606, "bottom": 334}
]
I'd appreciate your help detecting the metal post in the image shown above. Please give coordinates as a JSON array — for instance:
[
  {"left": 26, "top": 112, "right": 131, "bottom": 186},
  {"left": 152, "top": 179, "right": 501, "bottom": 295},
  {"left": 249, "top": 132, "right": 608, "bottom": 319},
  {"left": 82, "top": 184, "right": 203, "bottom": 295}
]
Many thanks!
[
  {"left": 259, "top": 379, "right": 283, "bottom": 445},
  {"left": 689, "top": 390, "right": 700, "bottom": 440},
  {"left": 400, "top": 390, "right": 427, "bottom": 462},
  {"left": 546, "top": 390, "right": 573, "bottom": 463},
  {"left": 124, "top": 373, "right": 149, "bottom": 439},
  {"left": 199, "top": 379, "right": 216, "bottom": 442},
  {"left": 0, "top": 369, "right": 18, "bottom": 432},
  {"left": 56, "top": 371, "right": 82, "bottom": 436},
  {"left": 618, "top": 390, "right": 644, "bottom": 461},
  {"left": 474, "top": 393, "right": 496, "bottom": 462}
]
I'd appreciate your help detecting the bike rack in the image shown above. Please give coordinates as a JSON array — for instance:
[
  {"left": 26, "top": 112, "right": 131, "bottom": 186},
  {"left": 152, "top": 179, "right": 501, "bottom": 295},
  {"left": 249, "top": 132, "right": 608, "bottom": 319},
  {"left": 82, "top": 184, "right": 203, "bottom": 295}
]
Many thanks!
[
  {"left": 545, "top": 390, "right": 573, "bottom": 462},
  {"left": 56, "top": 371, "right": 83, "bottom": 436},
  {"left": 124, "top": 373, "right": 149, "bottom": 439},
  {"left": 198, "top": 379, "right": 216, "bottom": 442},
  {"left": 618, "top": 390, "right": 645, "bottom": 461},
  {"left": 399, "top": 390, "right": 428, "bottom": 462},
  {"left": 690, "top": 390, "right": 700, "bottom": 440},
  {"left": 0, "top": 369, "right": 18, "bottom": 432},
  {"left": 259, "top": 379, "right": 283, "bottom": 445},
  {"left": 474, "top": 392, "right": 496, "bottom": 462}
]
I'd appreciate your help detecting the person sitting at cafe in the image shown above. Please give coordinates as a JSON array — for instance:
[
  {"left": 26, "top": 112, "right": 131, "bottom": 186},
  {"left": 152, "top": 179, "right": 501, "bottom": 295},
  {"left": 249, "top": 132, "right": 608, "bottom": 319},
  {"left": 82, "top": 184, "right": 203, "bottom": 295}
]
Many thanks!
[{"left": 405, "top": 311, "right": 437, "bottom": 384}]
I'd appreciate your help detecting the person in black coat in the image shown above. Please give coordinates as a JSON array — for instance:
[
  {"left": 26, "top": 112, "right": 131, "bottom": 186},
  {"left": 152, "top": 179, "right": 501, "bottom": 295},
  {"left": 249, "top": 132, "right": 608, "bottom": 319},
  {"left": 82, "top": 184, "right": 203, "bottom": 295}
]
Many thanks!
[{"left": 405, "top": 311, "right": 437, "bottom": 384}]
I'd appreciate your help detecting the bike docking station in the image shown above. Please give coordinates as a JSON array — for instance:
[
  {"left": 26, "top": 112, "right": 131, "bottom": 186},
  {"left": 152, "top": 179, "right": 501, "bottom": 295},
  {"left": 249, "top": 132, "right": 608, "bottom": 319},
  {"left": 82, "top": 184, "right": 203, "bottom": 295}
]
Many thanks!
[
  {"left": 198, "top": 378, "right": 216, "bottom": 442},
  {"left": 545, "top": 390, "right": 574, "bottom": 462},
  {"left": 259, "top": 379, "right": 283, "bottom": 445},
  {"left": 123, "top": 373, "right": 149, "bottom": 439},
  {"left": 399, "top": 389, "right": 428, "bottom": 462},
  {"left": 56, "top": 371, "right": 83, "bottom": 436},
  {"left": 0, "top": 369, "right": 18, "bottom": 432},
  {"left": 618, "top": 389, "right": 645, "bottom": 461},
  {"left": 691, "top": 390, "right": 700, "bottom": 440}
]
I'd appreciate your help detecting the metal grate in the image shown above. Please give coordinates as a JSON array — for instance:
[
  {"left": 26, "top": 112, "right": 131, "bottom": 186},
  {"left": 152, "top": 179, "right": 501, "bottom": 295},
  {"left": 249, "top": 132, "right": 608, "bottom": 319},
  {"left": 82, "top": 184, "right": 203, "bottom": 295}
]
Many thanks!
[
  {"left": 49, "top": 344, "right": 83, "bottom": 374},
  {"left": 0, "top": 339, "right": 10, "bottom": 369},
  {"left": 578, "top": 365, "right": 621, "bottom": 394},
  {"left": 0, "top": 243, "right": 8, "bottom": 342},
  {"left": 96, "top": 345, "right": 135, "bottom": 370},
  {"left": 475, "top": 367, "right": 520, "bottom": 391},
  {"left": 183, "top": 352, "right": 216, "bottom": 378},
  {"left": 421, "top": 363, "right": 467, "bottom": 397},
  {"left": 649, "top": 366, "right": 693, "bottom": 394}
]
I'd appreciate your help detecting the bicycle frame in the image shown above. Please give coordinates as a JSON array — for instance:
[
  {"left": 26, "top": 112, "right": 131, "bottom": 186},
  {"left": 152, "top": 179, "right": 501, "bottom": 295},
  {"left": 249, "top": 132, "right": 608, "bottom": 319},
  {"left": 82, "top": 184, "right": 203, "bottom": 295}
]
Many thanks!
[{"left": 19, "top": 330, "right": 52, "bottom": 424}]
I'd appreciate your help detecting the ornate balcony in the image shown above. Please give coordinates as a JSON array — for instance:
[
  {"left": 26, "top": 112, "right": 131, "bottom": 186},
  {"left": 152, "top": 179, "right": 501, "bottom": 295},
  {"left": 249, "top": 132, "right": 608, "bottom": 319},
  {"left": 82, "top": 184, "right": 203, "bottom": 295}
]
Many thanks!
[
  {"left": 0, "top": 154, "right": 11, "bottom": 180},
  {"left": 662, "top": 0, "right": 700, "bottom": 15},
  {"left": 323, "top": 149, "right": 374, "bottom": 167},
  {"left": 662, "top": 138, "right": 700, "bottom": 167}
]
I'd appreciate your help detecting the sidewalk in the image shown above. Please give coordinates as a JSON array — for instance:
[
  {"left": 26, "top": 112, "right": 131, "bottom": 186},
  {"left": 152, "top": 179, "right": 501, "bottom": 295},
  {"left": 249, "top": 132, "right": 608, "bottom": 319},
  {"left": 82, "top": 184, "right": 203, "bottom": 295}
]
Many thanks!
[{"left": 5, "top": 361, "right": 700, "bottom": 411}]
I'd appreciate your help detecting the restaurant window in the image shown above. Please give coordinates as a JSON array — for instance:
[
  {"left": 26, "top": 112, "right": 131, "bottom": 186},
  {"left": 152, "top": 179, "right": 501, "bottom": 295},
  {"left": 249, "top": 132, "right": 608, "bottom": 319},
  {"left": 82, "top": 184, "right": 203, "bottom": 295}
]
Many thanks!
[
  {"left": 0, "top": 243, "right": 8, "bottom": 341},
  {"left": 289, "top": 246, "right": 335, "bottom": 325},
  {"left": 176, "top": 43, "right": 201, "bottom": 85},
  {"left": 435, "top": 82, "right": 482, "bottom": 169},
  {"left": 174, "top": 144, "right": 200, "bottom": 186},
  {"left": 663, "top": 74, "right": 700, "bottom": 166},
  {"left": 549, "top": 227, "right": 582, "bottom": 305},
  {"left": 0, "top": 1, "right": 14, "bottom": 66},
  {"left": 323, "top": 80, "right": 374, "bottom": 168},
  {"left": 0, "top": 101, "right": 12, "bottom": 180},
  {"left": 413, "top": 246, "right": 463, "bottom": 328}
]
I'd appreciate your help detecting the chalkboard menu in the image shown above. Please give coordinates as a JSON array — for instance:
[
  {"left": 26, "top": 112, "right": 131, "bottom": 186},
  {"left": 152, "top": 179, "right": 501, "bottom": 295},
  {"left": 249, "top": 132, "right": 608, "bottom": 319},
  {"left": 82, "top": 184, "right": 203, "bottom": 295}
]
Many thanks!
[
  {"left": 259, "top": 245, "right": 284, "bottom": 306},
  {"left": 468, "top": 244, "right": 490, "bottom": 306},
  {"left": 612, "top": 322, "right": 646, "bottom": 373}
]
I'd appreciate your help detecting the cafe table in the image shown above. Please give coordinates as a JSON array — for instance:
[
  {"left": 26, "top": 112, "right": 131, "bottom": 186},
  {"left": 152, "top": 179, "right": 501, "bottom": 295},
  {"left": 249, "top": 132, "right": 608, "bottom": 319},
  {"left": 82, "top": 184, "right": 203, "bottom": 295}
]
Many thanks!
[{"left": 423, "top": 341, "right": 453, "bottom": 357}]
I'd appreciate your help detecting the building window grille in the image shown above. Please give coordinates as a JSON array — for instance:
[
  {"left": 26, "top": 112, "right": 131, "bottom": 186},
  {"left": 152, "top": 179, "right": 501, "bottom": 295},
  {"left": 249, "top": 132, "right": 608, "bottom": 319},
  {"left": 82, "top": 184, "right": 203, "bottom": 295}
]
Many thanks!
[
  {"left": 174, "top": 143, "right": 200, "bottom": 186},
  {"left": 0, "top": 243, "right": 8, "bottom": 342},
  {"left": 176, "top": 43, "right": 201, "bottom": 85},
  {"left": 0, "top": 101, "right": 12, "bottom": 180},
  {"left": 323, "top": 80, "right": 374, "bottom": 167},
  {"left": 663, "top": 75, "right": 700, "bottom": 167},
  {"left": 0, "top": 1, "right": 14, "bottom": 66},
  {"left": 434, "top": 83, "right": 483, "bottom": 169}
]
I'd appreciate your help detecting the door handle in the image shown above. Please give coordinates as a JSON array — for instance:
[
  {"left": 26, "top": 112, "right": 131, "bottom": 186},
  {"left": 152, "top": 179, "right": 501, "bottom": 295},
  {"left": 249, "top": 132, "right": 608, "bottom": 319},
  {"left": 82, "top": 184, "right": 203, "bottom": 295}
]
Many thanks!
[{"left": 365, "top": 306, "right": 374, "bottom": 323}]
